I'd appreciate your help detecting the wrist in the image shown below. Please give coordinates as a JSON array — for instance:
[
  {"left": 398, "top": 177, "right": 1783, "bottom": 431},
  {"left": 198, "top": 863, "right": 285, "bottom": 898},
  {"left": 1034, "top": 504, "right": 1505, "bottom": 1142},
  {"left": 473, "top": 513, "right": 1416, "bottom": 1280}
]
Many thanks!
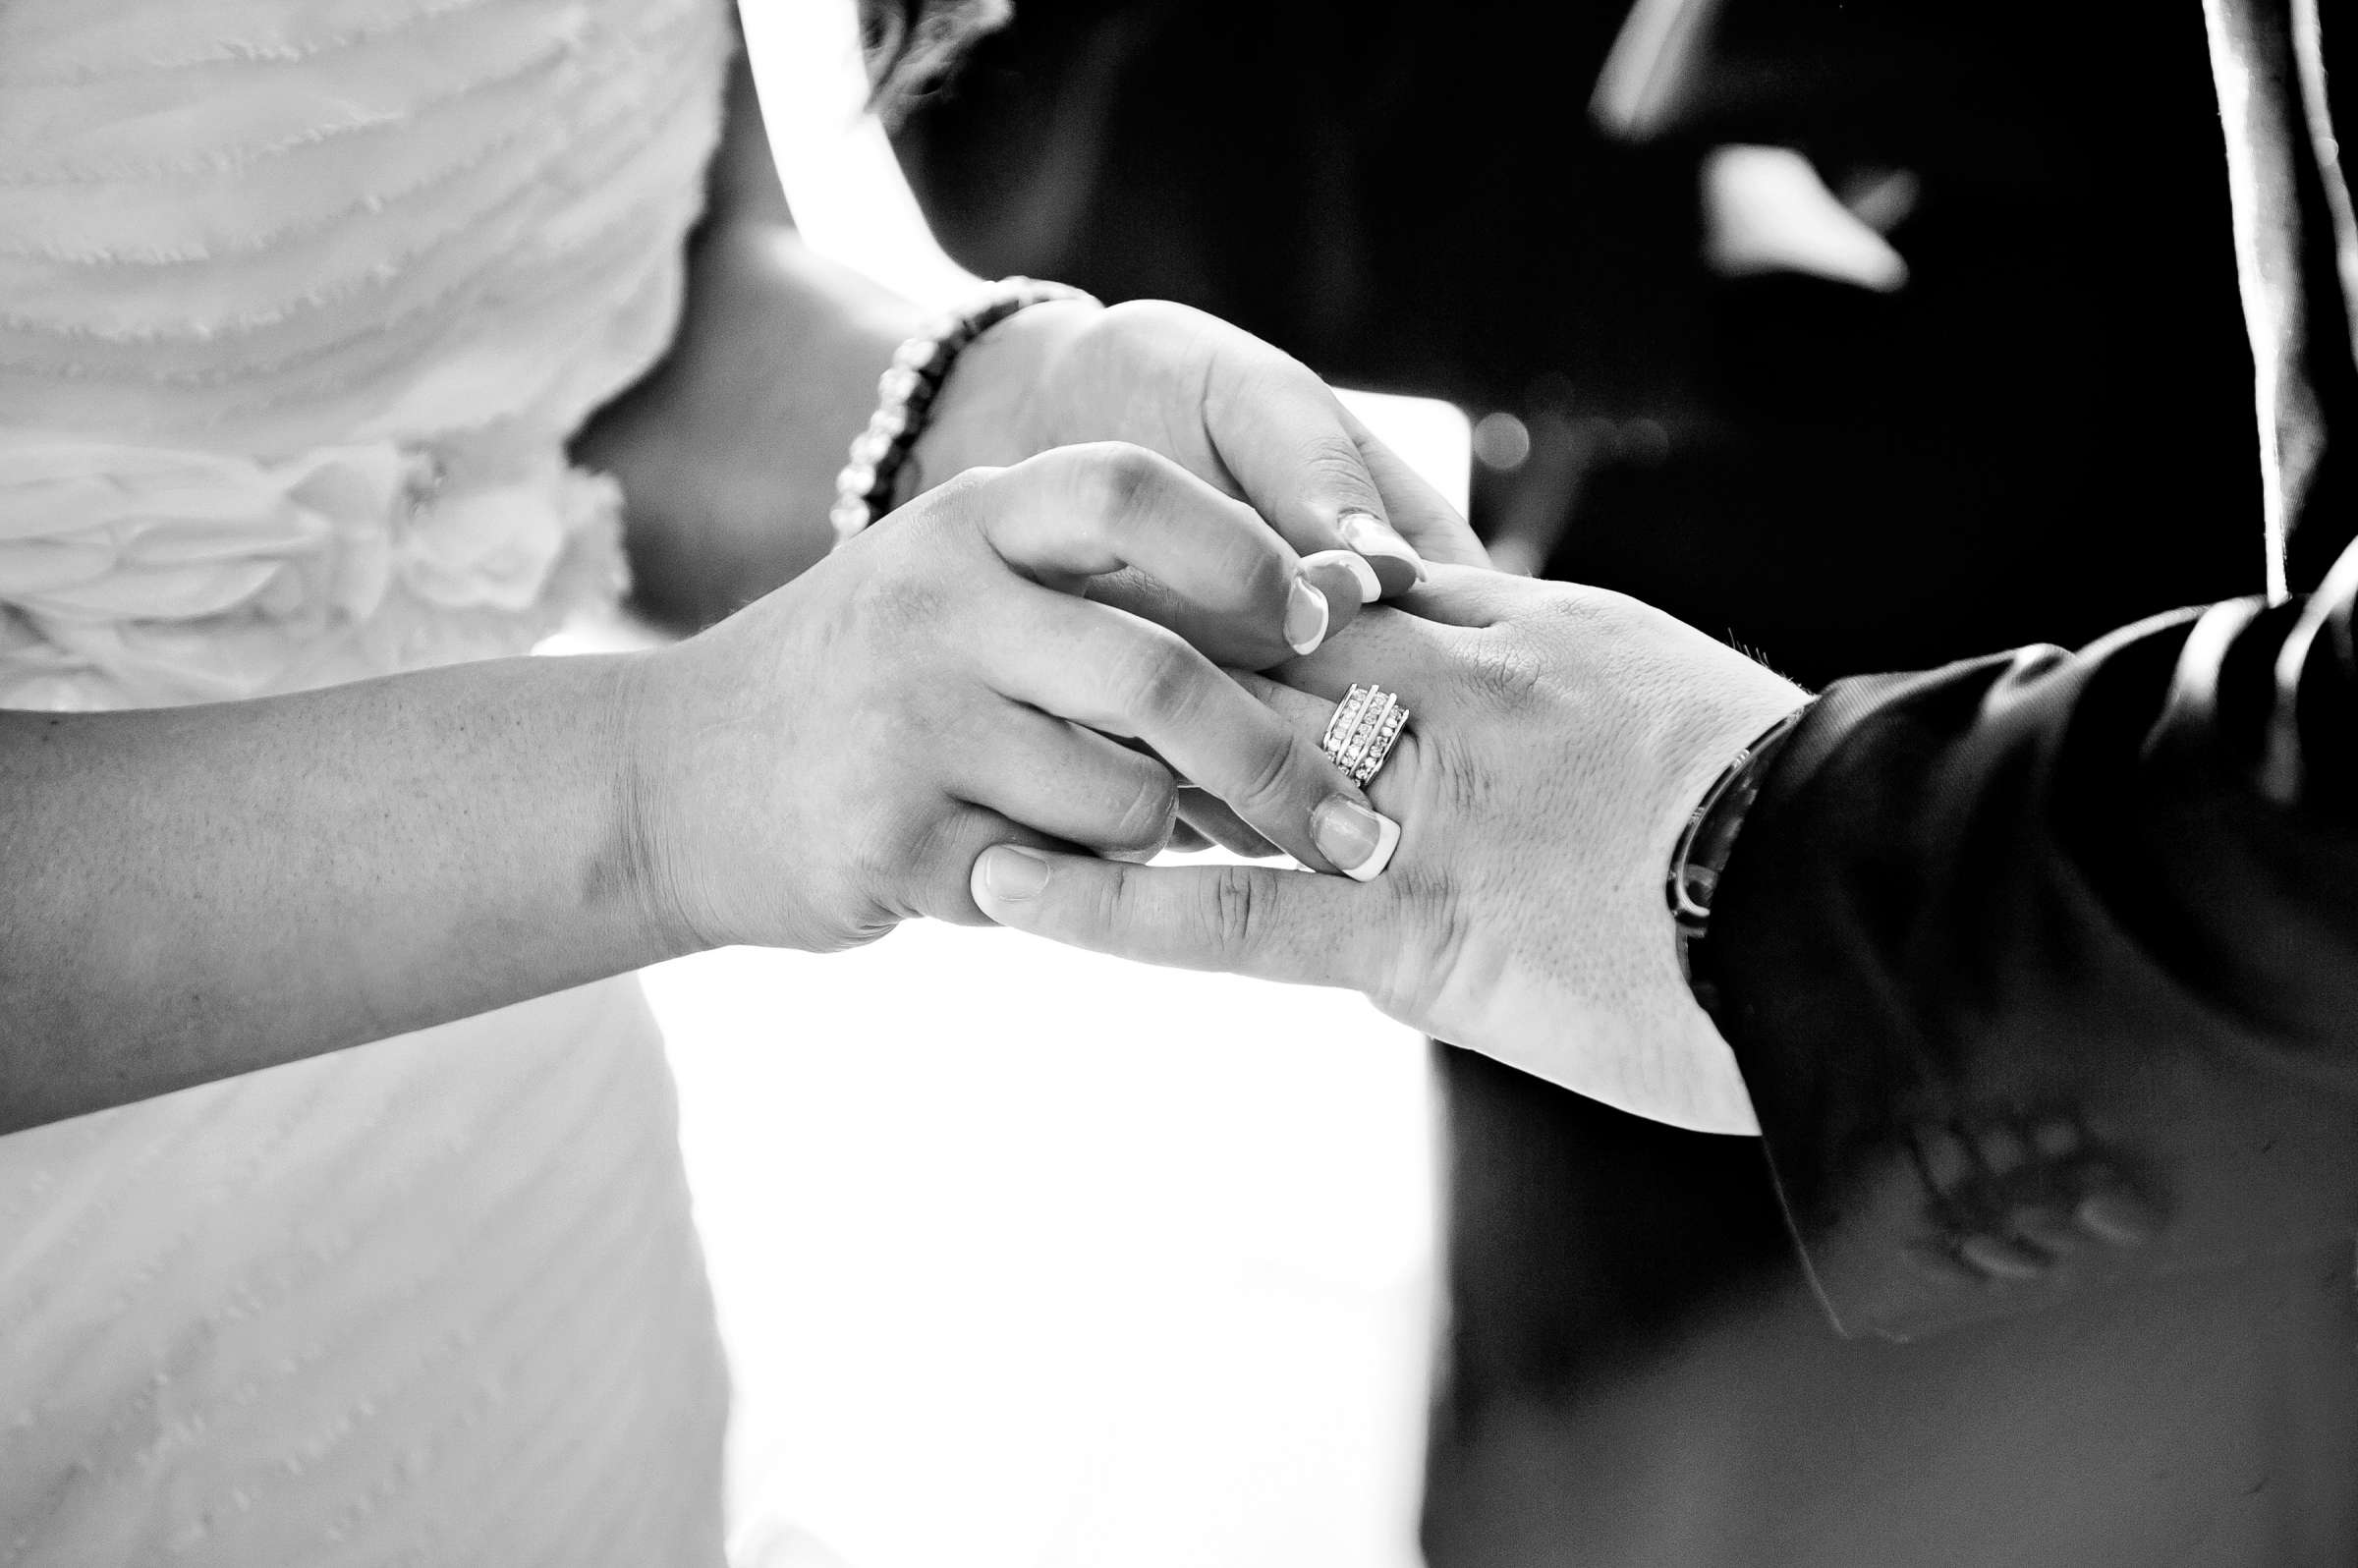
[
  {"left": 1667, "top": 695, "right": 1813, "bottom": 1009},
  {"left": 1610, "top": 686, "right": 1804, "bottom": 1138},
  {"left": 610, "top": 641, "right": 730, "bottom": 956},
  {"left": 903, "top": 298, "right": 1102, "bottom": 498}
]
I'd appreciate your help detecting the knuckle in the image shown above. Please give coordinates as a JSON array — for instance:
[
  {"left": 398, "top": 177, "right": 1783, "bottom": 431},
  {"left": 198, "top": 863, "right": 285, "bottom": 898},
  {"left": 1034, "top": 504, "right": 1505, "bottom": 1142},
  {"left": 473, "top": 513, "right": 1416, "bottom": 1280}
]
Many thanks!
[
  {"left": 1104, "top": 297, "right": 1186, "bottom": 330},
  {"left": 1084, "top": 564, "right": 1180, "bottom": 625},
  {"left": 1199, "top": 864, "right": 1264, "bottom": 955},
  {"left": 1095, "top": 298, "right": 1206, "bottom": 360},
  {"left": 1110, "top": 765, "right": 1179, "bottom": 852},
  {"left": 1295, "top": 430, "right": 1378, "bottom": 500},
  {"left": 1459, "top": 631, "right": 1546, "bottom": 708},
  {"left": 1108, "top": 631, "right": 1204, "bottom": 727},
  {"left": 1092, "top": 299, "right": 1162, "bottom": 349},
  {"left": 1076, "top": 441, "right": 1172, "bottom": 523},
  {"left": 1225, "top": 729, "right": 1306, "bottom": 819},
  {"left": 1228, "top": 524, "right": 1297, "bottom": 607},
  {"left": 1089, "top": 856, "right": 1142, "bottom": 934}
]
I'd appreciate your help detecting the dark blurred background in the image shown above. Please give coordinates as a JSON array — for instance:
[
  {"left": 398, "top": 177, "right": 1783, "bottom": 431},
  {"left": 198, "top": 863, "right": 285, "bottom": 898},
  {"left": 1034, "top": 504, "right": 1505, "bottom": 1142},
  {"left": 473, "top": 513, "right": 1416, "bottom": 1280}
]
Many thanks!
[
  {"left": 896, "top": 0, "right": 2259, "bottom": 683},
  {"left": 888, "top": 6, "right": 2346, "bottom": 1564}
]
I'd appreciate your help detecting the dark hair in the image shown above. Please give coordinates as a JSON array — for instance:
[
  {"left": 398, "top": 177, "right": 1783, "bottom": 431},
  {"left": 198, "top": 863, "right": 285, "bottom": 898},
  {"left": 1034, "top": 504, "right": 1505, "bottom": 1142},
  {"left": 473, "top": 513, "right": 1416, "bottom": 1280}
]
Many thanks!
[{"left": 860, "top": 0, "right": 1010, "bottom": 123}]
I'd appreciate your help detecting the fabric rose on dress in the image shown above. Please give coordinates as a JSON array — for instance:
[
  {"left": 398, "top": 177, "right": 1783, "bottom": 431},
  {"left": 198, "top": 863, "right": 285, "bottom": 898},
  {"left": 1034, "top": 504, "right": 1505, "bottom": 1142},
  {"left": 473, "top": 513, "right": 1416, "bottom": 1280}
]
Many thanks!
[{"left": 0, "top": 435, "right": 626, "bottom": 711}]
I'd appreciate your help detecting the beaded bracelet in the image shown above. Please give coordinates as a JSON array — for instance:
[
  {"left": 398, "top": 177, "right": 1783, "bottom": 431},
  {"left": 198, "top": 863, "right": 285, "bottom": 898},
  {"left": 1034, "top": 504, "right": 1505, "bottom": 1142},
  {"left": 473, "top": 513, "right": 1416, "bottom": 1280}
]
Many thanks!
[
  {"left": 828, "top": 277, "right": 1102, "bottom": 546},
  {"left": 1667, "top": 702, "right": 1812, "bottom": 1004}
]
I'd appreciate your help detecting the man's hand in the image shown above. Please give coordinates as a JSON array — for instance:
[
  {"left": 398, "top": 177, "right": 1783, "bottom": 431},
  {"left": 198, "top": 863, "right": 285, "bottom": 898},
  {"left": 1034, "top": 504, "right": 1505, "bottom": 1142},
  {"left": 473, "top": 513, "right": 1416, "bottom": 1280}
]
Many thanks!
[{"left": 967, "top": 567, "right": 1808, "bottom": 1135}]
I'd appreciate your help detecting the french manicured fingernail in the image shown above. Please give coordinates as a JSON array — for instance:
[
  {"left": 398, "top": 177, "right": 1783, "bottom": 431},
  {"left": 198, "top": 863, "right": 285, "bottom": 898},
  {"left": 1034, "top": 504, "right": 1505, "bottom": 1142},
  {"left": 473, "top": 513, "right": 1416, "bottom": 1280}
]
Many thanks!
[
  {"left": 1338, "top": 510, "right": 1428, "bottom": 595},
  {"left": 979, "top": 845, "right": 1050, "bottom": 902},
  {"left": 1302, "top": 547, "right": 1381, "bottom": 606},
  {"left": 1285, "top": 572, "right": 1331, "bottom": 655},
  {"left": 1311, "top": 796, "right": 1402, "bottom": 880}
]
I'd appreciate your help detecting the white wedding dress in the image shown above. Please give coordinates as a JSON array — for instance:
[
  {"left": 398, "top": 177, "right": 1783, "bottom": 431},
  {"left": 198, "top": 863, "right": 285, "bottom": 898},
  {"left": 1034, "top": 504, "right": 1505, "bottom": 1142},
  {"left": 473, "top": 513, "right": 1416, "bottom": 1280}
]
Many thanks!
[{"left": 0, "top": 0, "right": 745, "bottom": 1560}]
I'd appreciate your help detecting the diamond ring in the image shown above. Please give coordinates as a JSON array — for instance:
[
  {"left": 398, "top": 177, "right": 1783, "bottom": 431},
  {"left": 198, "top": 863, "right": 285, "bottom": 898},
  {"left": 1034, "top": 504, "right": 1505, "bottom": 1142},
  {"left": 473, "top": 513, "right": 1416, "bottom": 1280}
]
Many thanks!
[{"left": 1320, "top": 684, "right": 1409, "bottom": 788}]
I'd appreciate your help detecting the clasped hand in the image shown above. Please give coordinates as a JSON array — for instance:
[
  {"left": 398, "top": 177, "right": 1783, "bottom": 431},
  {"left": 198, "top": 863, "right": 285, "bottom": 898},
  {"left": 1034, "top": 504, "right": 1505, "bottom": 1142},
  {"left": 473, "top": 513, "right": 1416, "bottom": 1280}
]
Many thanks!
[
  {"left": 621, "top": 297, "right": 1805, "bottom": 1135},
  {"left": 633, "top": 442, "right": 1408, "bottom": 952},
  {"left": 620, "top": 301, "right": 1479, "bottom": 962}
]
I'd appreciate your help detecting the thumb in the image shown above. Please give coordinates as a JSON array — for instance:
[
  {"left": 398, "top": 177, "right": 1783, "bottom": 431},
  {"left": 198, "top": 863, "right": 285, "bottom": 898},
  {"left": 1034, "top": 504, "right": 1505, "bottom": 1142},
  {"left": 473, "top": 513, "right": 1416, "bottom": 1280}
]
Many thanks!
[
  {"left": 1199, "top": 344, "right": 1432, "bottom": 596},
  {"left": 1343, "top": 412, "right": 1492, "bottom": 570},
  {"left": 969, "top": 846, "right": 1376, "bottom": 990}
]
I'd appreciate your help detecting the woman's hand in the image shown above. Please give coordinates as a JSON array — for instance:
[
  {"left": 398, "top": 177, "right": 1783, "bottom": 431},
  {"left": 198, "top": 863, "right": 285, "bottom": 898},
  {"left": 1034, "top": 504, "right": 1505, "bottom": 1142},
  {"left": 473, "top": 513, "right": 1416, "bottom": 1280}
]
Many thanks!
[
  {"left": 965, "top": 567, "right": 1809, "bottom": 1134},
  {"left": 914, "top": 299, "right": 1491, "bottom": 592},
  {"left": 913, "top": 298, "right": 1491, "bottom": 860},
  {"left": 627, "top": 443, "right": 1402, "bottom": 956}
]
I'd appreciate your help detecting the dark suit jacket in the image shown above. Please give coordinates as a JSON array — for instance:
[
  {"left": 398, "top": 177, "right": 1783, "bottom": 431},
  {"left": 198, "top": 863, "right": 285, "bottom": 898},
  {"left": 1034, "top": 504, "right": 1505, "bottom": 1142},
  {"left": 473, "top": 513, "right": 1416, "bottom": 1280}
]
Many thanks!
[
  {"left": 1695, "top": 0, "right": 2358, "bottom": 1345},
  {"left": 1708, "top": 573, "right": 2358, "bottom": 1341}
]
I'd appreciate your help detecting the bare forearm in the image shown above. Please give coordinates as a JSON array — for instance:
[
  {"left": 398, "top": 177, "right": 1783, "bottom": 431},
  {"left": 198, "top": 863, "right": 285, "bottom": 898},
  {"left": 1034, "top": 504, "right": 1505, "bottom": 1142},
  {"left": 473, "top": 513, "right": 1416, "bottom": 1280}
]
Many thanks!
[
  {"left": 578, "top": 217, "right": 923, "bottom": 628},
  {"left": 0, "top": 652, "right": 692, "bottom": 1131},
  {"left": 571, "top": 51, "right": 1079, "bottom": 628}
]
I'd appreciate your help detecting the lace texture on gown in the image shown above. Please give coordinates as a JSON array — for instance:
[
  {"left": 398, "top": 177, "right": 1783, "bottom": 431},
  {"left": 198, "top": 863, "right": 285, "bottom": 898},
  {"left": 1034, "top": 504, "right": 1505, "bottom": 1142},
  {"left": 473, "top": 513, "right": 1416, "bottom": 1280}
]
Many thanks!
[{"left": 0, "top": 1, "right": 738, "bottom": 1561}]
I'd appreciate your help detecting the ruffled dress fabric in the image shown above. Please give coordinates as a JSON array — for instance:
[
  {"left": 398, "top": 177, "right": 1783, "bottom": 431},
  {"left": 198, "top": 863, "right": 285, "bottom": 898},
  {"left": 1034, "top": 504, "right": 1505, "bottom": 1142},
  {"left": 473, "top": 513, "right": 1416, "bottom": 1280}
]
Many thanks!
[{"left": 0, "top": 1, "right": 740, "bottom": 1561}]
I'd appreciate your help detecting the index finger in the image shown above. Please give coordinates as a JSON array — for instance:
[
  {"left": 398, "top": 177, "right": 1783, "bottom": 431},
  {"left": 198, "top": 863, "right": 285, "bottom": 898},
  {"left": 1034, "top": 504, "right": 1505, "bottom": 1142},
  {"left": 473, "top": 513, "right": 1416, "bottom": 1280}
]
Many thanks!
[
  {"left": 979, "top": 587, "right": 1400, "bottom": 880},
  {"left": 1197, "top": 341, "right": 1434, "bottom": 593},
  {"left": 1340, "top": 403, "right": 1493, "bottom": 569},
  {"left": 962, "top": 443, "right": 1356, "bottom": 667},
  {"left": 1197, "top": 340, "right": 1492, "bottom": 580}
]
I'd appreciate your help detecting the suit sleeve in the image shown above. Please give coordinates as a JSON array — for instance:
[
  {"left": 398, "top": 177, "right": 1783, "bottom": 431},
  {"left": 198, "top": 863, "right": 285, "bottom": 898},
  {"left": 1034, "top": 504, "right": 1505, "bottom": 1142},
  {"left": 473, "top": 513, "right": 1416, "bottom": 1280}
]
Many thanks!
[{"left": 1695, "top": 542, "right": 2358, "bottom": 1341}]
